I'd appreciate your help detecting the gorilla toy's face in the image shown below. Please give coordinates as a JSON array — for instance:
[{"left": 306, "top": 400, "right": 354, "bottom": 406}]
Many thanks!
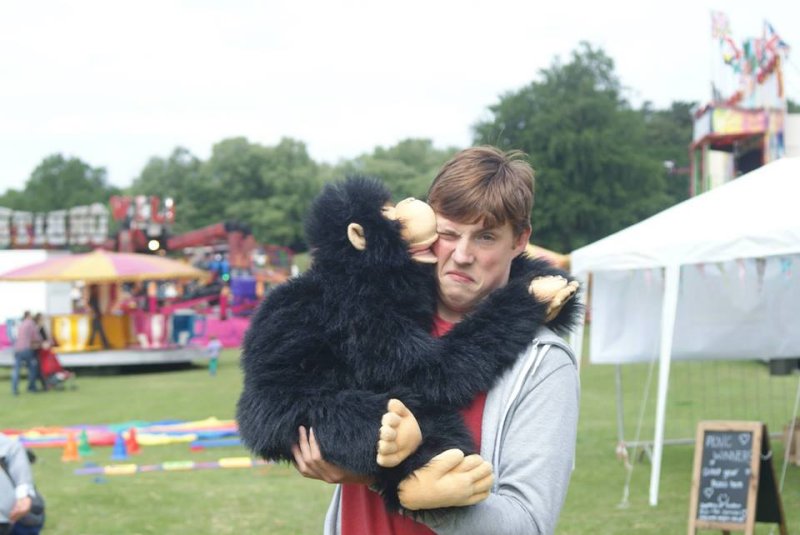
[
  {"left": 305, "top": 177, "right": 439, "bottom": 272},
  {"left": 348, "top": 197, "right": 438, "bottom": 264},
  {"left": 381, "top": 198, "right": 438, "bottom": 264}
]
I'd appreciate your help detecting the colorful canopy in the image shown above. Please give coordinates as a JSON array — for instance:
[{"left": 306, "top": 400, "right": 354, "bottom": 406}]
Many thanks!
[{"left": 0, "top": 249, "right": 207, "bottom": 283}]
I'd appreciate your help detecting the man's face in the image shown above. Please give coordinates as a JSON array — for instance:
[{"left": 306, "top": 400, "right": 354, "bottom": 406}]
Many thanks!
[{"left": 432, "top": 214, "right": 530, "bottom": 322}]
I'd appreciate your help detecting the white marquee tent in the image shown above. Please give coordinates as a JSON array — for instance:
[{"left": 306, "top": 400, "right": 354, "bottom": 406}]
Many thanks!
[{"left": 570, "top": 157, "right": 800, "bottom": 505}]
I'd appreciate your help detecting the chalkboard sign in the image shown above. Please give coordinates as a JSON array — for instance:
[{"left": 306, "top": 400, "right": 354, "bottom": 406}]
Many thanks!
[{"left": 688, "top": 421, "right": 786, "bottom": 535}]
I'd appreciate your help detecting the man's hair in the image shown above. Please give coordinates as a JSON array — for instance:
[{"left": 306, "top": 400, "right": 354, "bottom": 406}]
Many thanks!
[
  {"left": 22, "top": 310, "right": 30, "bottom": 319},
  {"left": 426, "top": 146, "right": 534, "bottom": 237}
]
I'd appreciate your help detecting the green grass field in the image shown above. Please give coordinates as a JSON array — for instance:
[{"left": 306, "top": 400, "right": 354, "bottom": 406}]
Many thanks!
[{"left": 2, "top": 350, "right": 798, "bottom": 534}]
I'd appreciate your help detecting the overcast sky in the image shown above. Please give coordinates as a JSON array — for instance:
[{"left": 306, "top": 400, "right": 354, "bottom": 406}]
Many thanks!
[{"left": 1, "top": 0, "right": 798, "bottom": 193}]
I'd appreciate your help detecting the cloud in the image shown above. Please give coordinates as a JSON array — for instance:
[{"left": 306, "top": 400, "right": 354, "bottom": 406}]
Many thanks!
[{"left": 0, "top": 0, "right": 797, "bottom": 190}]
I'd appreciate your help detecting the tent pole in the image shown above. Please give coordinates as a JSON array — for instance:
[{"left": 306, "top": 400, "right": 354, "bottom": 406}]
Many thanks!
[
  {"left": 615, "top": 364, "right": 625, "bottom": 445},
  {"left": 649, "top": 264, "right": 681, "bottom": 506},
  {"left": 569, "top": 274, "right": 588, "bottom": 373}
]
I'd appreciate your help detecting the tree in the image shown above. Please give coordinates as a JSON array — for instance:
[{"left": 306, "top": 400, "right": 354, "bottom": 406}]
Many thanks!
[
  {"left": 4, "top": 154, "right": 118, "bottom": 212},
  {"left": 205, "top": 137, "right": 322, "bottom": 249},
  {"left": 473, "top": 42, "right": 675, "bottom": 252},
  {"left": 127, "top": 138, "right": 322, "bottom": 250},
  {"left": 641, "top": 101, "right": 696, "bottom": 204},
  {"left": 128, "top": 147, "right": 207, "bottom": 234},
  {"left": 0, "top": 189, "right": 26, "bottom": 210},
  {"left": 335, "top": 139, "right": 459, "bottom": 199}
]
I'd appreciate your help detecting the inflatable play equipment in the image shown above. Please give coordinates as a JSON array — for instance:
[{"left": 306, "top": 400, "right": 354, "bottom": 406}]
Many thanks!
[
  {"left": 74, "top": 457, "right": 269, "bottom": 476},
  {"left": 1, "top": 418, "right": 239, "bottom": 449}
]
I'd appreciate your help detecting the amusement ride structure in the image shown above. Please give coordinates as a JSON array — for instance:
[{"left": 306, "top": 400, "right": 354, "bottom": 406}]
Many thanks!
[
  {"left": 0, "top": 195, "right": 294, "bottom": 367},
  {"left": 690, "top": 14, "right": 794, "bottom": 194}
]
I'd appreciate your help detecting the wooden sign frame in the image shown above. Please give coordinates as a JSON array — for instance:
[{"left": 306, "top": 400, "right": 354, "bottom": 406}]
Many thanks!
[{"left": 688, "top": 421, "right": 787, "bottom": 535}]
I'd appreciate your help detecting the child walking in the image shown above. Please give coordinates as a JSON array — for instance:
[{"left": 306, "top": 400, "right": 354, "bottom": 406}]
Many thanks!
[{"left": 205, "top": 336, "right": 222, "bottom": 376}]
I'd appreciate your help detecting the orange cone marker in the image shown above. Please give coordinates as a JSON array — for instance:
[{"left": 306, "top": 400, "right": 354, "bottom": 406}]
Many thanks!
[{"left": 61, "top": 432, "right": 79, "bottom": 462}]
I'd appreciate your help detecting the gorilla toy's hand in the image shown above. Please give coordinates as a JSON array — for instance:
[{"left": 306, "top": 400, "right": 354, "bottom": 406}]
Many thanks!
[
  {"left": 377, "top": 399, "right": 422, "bottom": 468},
  {"left": 398, "top": 449, "right": 493, "bottom": 510},
  {"left": 529, "top": 276, "right": 580, "bottom": 322}
]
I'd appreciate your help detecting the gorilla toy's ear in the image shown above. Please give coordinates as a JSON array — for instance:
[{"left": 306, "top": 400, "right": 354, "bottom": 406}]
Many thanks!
[{"left": 347, "top": 223, "right": 367, "bottom": 251}]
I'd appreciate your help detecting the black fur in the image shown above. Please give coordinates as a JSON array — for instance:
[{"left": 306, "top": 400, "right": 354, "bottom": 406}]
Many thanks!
[{"left": 236, "top": 176, "right": 580, "bottom": 512}]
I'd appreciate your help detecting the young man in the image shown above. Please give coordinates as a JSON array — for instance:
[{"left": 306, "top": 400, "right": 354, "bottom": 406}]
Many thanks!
[
  {"left": 294, "top": 146, "right": 580, "bottom": 534},
  {"left": 206, "top": 336, "right": 223, "bottom": 376}
]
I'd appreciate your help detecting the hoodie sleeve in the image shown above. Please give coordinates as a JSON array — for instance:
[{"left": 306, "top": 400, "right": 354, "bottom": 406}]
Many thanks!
[
  {"left": 418, "top": 346, "right": 580, "bottom": 535},
  {"left": 0, "top": 434, "right": 35, "bottom": 500}
]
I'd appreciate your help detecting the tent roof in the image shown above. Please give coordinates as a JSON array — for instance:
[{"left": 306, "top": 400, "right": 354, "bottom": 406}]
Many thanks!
[
  {"left": 0, "top": 249, "right": 207, "bottom": 283},
  {"left": 571, "top": 157, "right": 800, "bottom": 273}
]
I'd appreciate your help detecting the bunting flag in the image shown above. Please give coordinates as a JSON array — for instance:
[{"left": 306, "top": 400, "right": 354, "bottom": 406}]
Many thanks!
[
  {"left": 736, "top": 258, "right": 747, "bottom": 284},
  {"left": 755, "top": 258, "right": 767, "bottom": 292},
  {"left": 715, "top": 262, "right": 732, "bottom": 289},
  {"left": 696, "top": 263, "right": 706, "bottom": 277},
  {"left": 780, "top": 257, "right": 793, "bottom": 278},
  {"left": 714, "top": 17, "right": 790, "bottom": 82},
  {"left": 763, "top": 21, "right": 790, "bottom": 56},
  {"left": 711, "top": 11, "right": 731, "bottom": 39},
  {"left": 721, "top": 35, "right": 743, "bottom": 71}
]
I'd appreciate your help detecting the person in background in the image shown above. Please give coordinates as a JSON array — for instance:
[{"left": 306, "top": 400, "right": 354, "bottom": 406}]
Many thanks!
[
  {"left": 110, "top": 285, "right": 138, "bottom": 315},
  {"left": 31, "top": 315, "right": 49, "bottom": 392},
  {"left": 293, "top": 146, "right": 581, "bottom": 535},
  {"left": 0, "top": 433, "right": 39, "bottom": 535},
  {"left": 86, "top": 285, "right": 110, "bottom": 349},
  {"left": 130, "top": 282, "right": 147, "bottom": 311},
  {"left": 11, "top": 312, "right": 42, "bottom": 397},
  {"left": 206, "top": 336, "right": 223, "bottom": 376}
]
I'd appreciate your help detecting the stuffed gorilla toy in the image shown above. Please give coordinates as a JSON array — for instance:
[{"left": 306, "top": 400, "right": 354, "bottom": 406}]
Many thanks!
[{"left": 236, "top": 176, "right": 580, "bottom": 512}]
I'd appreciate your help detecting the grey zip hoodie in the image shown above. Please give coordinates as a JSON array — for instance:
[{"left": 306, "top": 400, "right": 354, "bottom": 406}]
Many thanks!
[
  {"left": 0, "top": 434, "right": 36, "bottom": 525},
  {"left": 324, "top": 326, "right": 580, "bottom": 534}
]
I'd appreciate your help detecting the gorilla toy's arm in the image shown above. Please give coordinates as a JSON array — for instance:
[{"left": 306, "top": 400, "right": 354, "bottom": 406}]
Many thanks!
[
  {"left": 363, "top": 256, "right": 579, "bottom": 408},
  {"left": 368, "top": 258, "right": 581, "bottom": 511},
  {"left": 237, "top": 276, "right": 393, "bottom": 477}
]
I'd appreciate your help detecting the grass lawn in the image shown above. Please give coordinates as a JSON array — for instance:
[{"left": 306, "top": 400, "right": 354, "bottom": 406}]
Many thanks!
[
  {"left": 2, "top": 351, "right": 334, "bottom": 535},
  {"left": 559, "top": 359, "right": 800, "bottom": 534},
  {"left": 2, "top": 349, "right": 798, "bottom": 534}
]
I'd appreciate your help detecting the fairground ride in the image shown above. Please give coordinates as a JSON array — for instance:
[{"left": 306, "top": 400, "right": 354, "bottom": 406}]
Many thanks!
[{"left": 690, "top": 16, "right": 793, "bottom": 194}]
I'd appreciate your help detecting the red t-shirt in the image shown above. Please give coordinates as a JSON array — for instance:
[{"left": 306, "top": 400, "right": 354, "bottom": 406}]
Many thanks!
[{"left": 340, "top": 315, "right": 488, "bottom": 535}]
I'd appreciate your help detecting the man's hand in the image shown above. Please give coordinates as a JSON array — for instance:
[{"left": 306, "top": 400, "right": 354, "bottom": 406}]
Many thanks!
[
  {"left": 377, "top": 399, "right": 422, "bottom": 468},
  {"left": 398, "top": 449, "right": 493, "bottom": 510},
  {"left": 528, "top": 275, "right": 579, "bottom": 322},
  {"left": 291, "top": 426, "right": 374, "bottom": 485},
  {"left": 9, "top": 496, "right": 32, "bottom": 523}
]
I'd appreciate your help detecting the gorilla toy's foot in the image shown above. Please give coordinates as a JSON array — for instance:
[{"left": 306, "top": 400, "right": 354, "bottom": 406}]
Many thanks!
[
  {"left": 397, "top": 449, "right": 493, "bottom": 510},
  {"left": 377, "top": 399, "right": 422, "bottom": 468},
  {"left": 529, "top": 276, "right": 580, "bottom": 322}
]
